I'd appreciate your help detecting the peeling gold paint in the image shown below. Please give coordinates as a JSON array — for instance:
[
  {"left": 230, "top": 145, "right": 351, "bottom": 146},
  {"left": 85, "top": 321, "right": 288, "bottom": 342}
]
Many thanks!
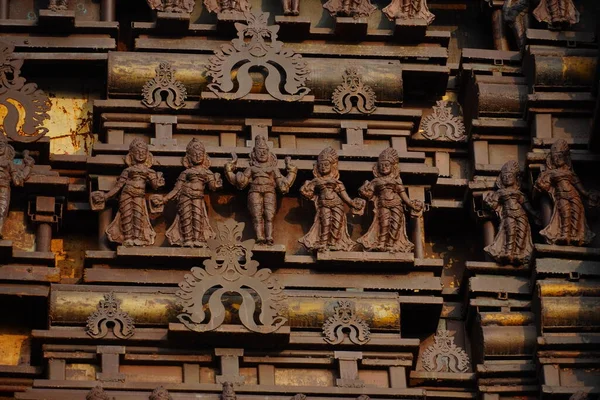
[{"left": 43, "top": 96, "right": 95, "bottom": 155}]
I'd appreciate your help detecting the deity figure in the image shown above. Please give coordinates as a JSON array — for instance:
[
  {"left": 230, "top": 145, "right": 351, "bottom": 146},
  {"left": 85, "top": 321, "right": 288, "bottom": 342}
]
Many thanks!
[
  {"left": 533, "top": 0, "right": 579, "bottom": 29},
  {"left": 225, "top": 135, "right": 297, "bottom": 245},
  {"left": 357, "top": 148, "right": 423, "bottom": 253},
  {"left": 534, "top": 139, "right": 598, "bottom": 246},
  {"left": 382, "top": 0, "right": 435, "bottom": 24},
  {"left": 299, "top": 147, "right": 365, "bottom": 252},
  {"left": 150, "top": 386, "right": 173, "bottom": 400},
  {"left": 48, "top": 0, "right": 69, "bottom": 11},
  {"left": 204, "top": 0, "right": 251, "bottom": 14},
  {"left": 146, "top": 0, "right": 196, "bottom": 13},
  {"left": 0, "top": 135, "right": 34, "bottom": 238},
  {"left": 503, "top": 0, "right": 529, "bottom": 50},
  {"left": 160, "top": 139, "right": 222, "bottom": 247},
  {"left": 483, "top": 160, "right": 539, "bottom": 265},
  {"left": 91, "top": 139, "right": 165, "bottom": 247},
  {"left": 323, "top": 0, "right": 376, "bottom": 18},
  {"left": 282, "top": 0, "right": 300, "bottom": 16}
]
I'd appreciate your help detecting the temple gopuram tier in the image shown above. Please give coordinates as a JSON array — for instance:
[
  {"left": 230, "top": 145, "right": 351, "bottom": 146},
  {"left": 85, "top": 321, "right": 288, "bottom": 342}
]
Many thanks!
[{"left": 0, "top": 0, "right": 599, "bottom": 399}]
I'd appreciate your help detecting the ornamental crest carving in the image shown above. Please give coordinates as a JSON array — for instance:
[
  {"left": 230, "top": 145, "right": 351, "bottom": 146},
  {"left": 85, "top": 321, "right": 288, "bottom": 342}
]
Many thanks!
[
  {"left": 86, "top": 292, "right": 135, "bottom": 339},
  {"left": 0, "top": 41, "right": 51, "bottom": 143},
  {"left": 322, "top": 300, "right": 370, "bottom": 345},
  {"left": 332, "top": 66, "right": 376, "bottom": 115},
  {"left": 420, "top": 100, "right": 465, "bottom": 142},
  {"left": 422, "top": 330, "right": 470, "bottom": 373},
  {"left": 142, "top": 62, "right": 187, "bottom": 110},
  {"left": 176, "top": 219, "right": 287, "bottom": 333},
  {"left": 207, "top": 12, "right": 310, "bottom": 101}
]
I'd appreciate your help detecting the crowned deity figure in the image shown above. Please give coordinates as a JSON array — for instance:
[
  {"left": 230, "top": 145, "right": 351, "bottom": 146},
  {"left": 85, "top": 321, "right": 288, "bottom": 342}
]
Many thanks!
[
  {"left": 484, "top": 160, "right": 540, "bottom": 265},
  {"left": 382, "top": 0, "right": 435, "bottom": 23},
  {"left": 323, "top": 0, "right": 376, "bottom": 18},
  {"left": 225, "top": 136, "right": 297, "bottom": 245},
  {"left": 299, "top": 147, "right": 365, "bottom": 252},
  {"left": 358, "top": 148, "right": 423, "bottom": 253},
  {"left": 91, "top": 139, "right": 165, "bottom": 247},
  {"left": 159, "top": 139, "right": 222, "bottom": 247},
  {"left": 534, "top": 139, "right": 598, "bottom": 246},
  {"left": 0, "top": 135, "right": 34, "bottom": 238}
]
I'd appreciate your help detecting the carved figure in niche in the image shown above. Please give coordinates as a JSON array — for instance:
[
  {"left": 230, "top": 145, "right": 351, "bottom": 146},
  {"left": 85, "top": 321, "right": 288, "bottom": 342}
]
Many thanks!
[
  {"left": 176, "top": 220, "right": 287, "bottom": 333},
  {"left": 484, "top": 160, "right": 539, "bottom": 265},
  {"left": 159, "top": 139, "right": 222, "bottom": 247},
  {"left": 205, "top": 0, "right": 250, "bottom": 14},
  {"left": 221, "top": 382, "right": 236, "bottom": 400},
  {"left": 86, "top": 292, "right": 135, "bottom": 339},
  {"left": 48, "top": 0, "right": 69, "bottom": 11},
  {"left": 90, "top": 139, "right": 165, "bottom": 247},
  {"left": 332, "top": 66, "right": 376, "bottom": 115},
  {"left": 503, "top": 0, "right": 529, "bottom": 51},
  {"left": 150, "top": 386, "right": 173, "bottom": 400},
  {"left": 299, "top": 147, "right": 365, "bottom": 252},
  {"left": 382, "top": 0, "right": 435, "bottom": 23},
  {"left": 225, "top": 135, "right": 297, "bottom": 245},
  {"left": 86, "top": 386, "right": 114, "bottom": 400},
  {"left": 322, "top": 300, "right": 370, "bottom": 345},
  {"left": 0, "top": 42, "right": 51, "bottom": 143},
  {"left": 323, "top": 0, "right": 376, "bottom": 18},
  {"left": 533, "top": 0, "right": 579, "bottom": 29},
  {"left": 358, "top": 148, "right": 423, "bottom": 253},
  {"left": 282, "top": 0, "right": 300, "bottom": 16},
  {"left": 420, "top": 100, "right": 465, "bottom": 142},
  {"left": 207, "top": 12, "right": 309, "bottom": 101},
  {"left": 422, "top": 330, "right": 470, "bottom": 373},
  {"left": 534, "top": 139, "right": 598, "bottom": 246},
  {"left": 142, "top": 62, "right": 187, "bottom": 110},
  {"left": 0, "top": 136, "right": 34, "bottom": 238},
  {"left": 146, "top": 0, "right": 196, "bottom": 13}
]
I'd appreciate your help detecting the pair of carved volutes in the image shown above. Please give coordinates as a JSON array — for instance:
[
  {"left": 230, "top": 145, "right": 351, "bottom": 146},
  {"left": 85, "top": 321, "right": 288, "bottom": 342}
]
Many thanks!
[
  {"left": 484, "top": 139, "right": 599, "bottom": 266},
  {"left": 86, "top": 386, "right": 171, "bottom": 400}
]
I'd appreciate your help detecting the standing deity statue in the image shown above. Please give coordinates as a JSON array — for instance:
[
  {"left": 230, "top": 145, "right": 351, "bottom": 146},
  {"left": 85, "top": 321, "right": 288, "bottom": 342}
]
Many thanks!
[
  {"left": 503, "top": 0, "right": 529, "bottom": 51},
  {"left": 382, "top": 0, "right": 435, "bottom": 24},
  {"left": 534, "top": 139, "right": 598, "bottom": 246},
  {"left": 357, "top": 148, "right": 423, "bottom": 253},
  {"left": 299, "top": 147, "right": 365, "bottom": 252},
  {"left": 533, "top": 0, "right": 579, "bottom": 29},
  {"left": 159, "top": 139, "right": 222, "bottom": 247},
  {"left": 0, "top": 135, "right": 34, "bottom": 238},
  {"left": 323, "top": 0, "right": 376, "bottom": 18},
  {"left": 146, "top": 0, "right": 196, "bottom": 13},
  {"left": 91, "top": 139, "right": 165, "bottom": 247},
  {"left": 204, "top": 0, "right": 251, "bottom": 14},
  {"left": 225, "top": 136, "right": 297, "bottom": 245},
  {"left": 484, "top": 160, "right": 539, "bottom": 265},
  {"left": 282, "top": 0, "right": 300, "bottom": 16}
]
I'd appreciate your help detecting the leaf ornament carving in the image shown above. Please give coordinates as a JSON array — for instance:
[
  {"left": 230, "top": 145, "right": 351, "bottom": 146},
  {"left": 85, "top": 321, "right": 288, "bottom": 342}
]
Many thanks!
[
  {"left": 142, "top": 62, "right": 187, "bottom": 110},
  {"left": 420, "top": 100, "right": 465, "bottom": 142},
  {"left": 322, "top": 300, "right": 371, "bottom": 345},
  {"left": 422, "top": 329, "right": 470, "bottom": 373},
  {"left": 85, "top": 292, "right": 135, "bottom": 339},
  {"left": 332, "top": 66, "right": 376, "bottom": 115}
]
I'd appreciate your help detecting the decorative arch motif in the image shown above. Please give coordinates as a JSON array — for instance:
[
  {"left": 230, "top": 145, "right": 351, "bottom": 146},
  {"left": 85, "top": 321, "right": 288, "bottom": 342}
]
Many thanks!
[
  {"left": 322, "top": 300, "right": 370, "bottom": 345},
  {"left": 422, "top": 329, "right": 470, "bottom": 373},
  {"left": 86, "top": 292, "right": 135, "bottom": 339},
  {"left": 332, "top": 66, "right": 376, "bottom": 115},
  {"left": 207, "top": 12, "right": 310, "bottom": 101},
  {"left": 420, "top": 100, "right": 465, "bottom": 142},
  {"left": 176, "top": 219, "right": 287, "bottom": 333},
  {"left": 142, "top": 62, "right": 187, "bottom": 110}
]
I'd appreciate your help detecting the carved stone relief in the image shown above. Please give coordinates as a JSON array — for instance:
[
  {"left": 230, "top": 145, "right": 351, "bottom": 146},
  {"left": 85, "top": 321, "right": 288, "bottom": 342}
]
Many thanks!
[
  {"left": 207, "top": 12, "right": 310, "bottom": 101},
  {"left": 323, "top": 0, "right": 376, "bottom": 18},
  {"left": 533, "top": 0, "right": 579, "bottom": 29},
  {"left": 282, "top": 0, "right": 300, "bottom": 15},
  {"left": 221, "top": 382, "right": 236, "bottom": 400},
  {"left": 142, "top": 62, "right": 187, "bottom": 110},
  {"left": 149, "top": 386, "right": 173, "bottom": 400},
  {"left": 503, "top": 0, "right": 529, "bottom": 50},
  {"left": 48, "top": 0, "right": 69, "bottom": 11},
  {"left": 332, "top": 66, "right": 376, "bottom": 115},
  {"left": 86, "top": 292, "right": 135, "bottom": 339},
  {"left": 322, "top": 300, "right": 370, "bottom": 345},
  {"left": 204, "top": 0, "right": 251, "bottom": 14},
  {"left": 422, "top": 330, "right": 470, "bottom": 373},
  {"left": 146, "top": 0, "right": 196, "bottom": 13},
  {"left": 177, "top": 220, "right": 287, "bottom": 333},
  {"left": 86, "top": 386, "right": 114, "bottom": 400},
  {"left": 420, "top": 100, "right": 465, "bottom": 142},
  {"left": 0, "top": 41, "right": 51, "bottom": 143},
  {"left": 383, "top": 0, "right": 435, "bottom": 23}
]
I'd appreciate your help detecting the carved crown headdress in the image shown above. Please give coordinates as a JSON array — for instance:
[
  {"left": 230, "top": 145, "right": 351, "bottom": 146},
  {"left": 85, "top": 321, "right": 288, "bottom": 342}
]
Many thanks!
[
  {"left": 184, "top": 138, "right": 210, "bottom": 168},
  {"left": 125, "top": 138, "right": 154, "bottom": 167}
]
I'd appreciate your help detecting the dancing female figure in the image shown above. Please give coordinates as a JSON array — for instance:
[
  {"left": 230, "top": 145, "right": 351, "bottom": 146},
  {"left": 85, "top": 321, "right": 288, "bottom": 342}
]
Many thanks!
[
  {"left": 358, "top": 148, "right": 423, "bottom": 253},
  {"left": 484, "top": 160, "right": 539, "bottom": 265},
  {"left": 91, "top": 139, "right": 164, "bottom": 247},
  {"left": 299, "top": 147, "right": 365, "bottom": 251},
  {"left": 162, "top": 139, "right": 222, "bottom": 247},
  {"left": 534, "top": 139, "right": 597, "bottom": 246}
]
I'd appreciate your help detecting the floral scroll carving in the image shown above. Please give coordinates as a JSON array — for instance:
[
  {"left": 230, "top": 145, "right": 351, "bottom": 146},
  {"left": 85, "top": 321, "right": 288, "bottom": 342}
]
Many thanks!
[
  {"left": 422, "top": 330, "right": 470, "bottom": 373},
  {"left": 86, "top": 386, "right": 114, "bottom": 400},
  {"left": 420, "top": 101, "right": 465, "bottom": 142},
  {"left": 146, "top": 0, "right": 196, "bottom": 13},
  {"left": 322, "top": 300, "right": 370, "bottom": 345},
  {"left": 207, "top": 12, "right": 310, "bottom": 101},
  {"left": 332, "top": 66, "right": 376, "bottom": 115},
  {"left": 142, "top": 62, "right": 187, "bottom": 110},
  {"left": 86, "top": 292, "right": 135, "bottom": 339},
  {"left": 0, "top": 42, "right": 51, "bottom": 143},
  {"left": 176, "top": 220, "right": 287, "bottom": 333},
  {"left": 150, "top": 387, "right": 173, "bottom": 400}
]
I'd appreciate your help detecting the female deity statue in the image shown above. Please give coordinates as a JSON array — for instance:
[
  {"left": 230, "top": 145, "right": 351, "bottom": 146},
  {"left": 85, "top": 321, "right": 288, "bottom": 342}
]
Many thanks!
[
  {"left": 534, "top": 139, "right": 598, "bottom": 246},
  {"left": 323, "top": 0, "right": 376, "bottom": 18},
  {"left": 225, "top": 135, "right": 297, "bottom": 245},
  {"left": 91, "top": 139, "right": 165, "bottom": 247},
  {"left": 160, "top": 139, "right": 222, "bottom": 247},
  {"left": 0, "top": 135, "right": 34, "bottom": 238},
  {"left": 484, "top": 160, "right": 539, "bottom": 265},
  {"left": 357, "top": 148, "right": 423, "bottom": 253},
  {"left": 533, "top": 0, "right": 579, "bottom": 29},
  {"left": 382, "top": 0, "right": 435, "bottom": 24},
  {"left": 299, "top": 147, "right": 365, "bottom": 252}
]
